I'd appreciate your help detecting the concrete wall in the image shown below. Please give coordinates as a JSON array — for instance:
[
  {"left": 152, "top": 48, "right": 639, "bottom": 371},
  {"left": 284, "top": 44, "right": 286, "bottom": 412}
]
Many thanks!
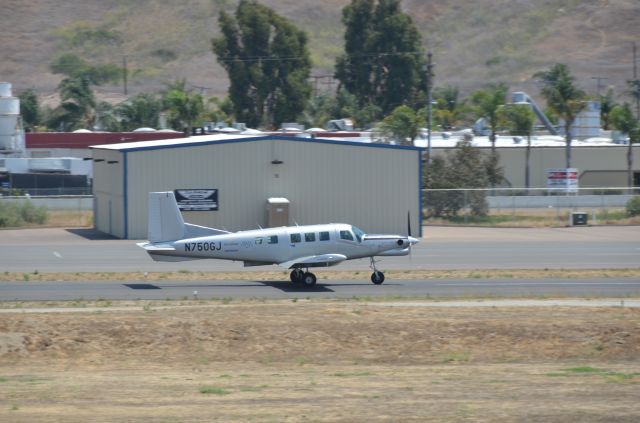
[
  {"left": 97, "top": 137, "right": 420, "bottom": 239},
  {"left": 432, "top": 145, "right": 640, "bottom": 188}
]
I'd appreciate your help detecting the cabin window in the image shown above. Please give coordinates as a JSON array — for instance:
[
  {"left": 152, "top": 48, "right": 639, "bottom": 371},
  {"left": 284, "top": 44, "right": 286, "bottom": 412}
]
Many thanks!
[
  {"left": 267, "top": 235, "right": 278, "bottom": 244},
  {"left": 339, "top": 230, "right": 354, "bottom": 241},
  {"left": 352, "top": 226, "right": 365, "bottom": 243},
  {"left": 290, "top": 233, "right": 301, "bottom": 243},
  {"left": 319, "top": 231, "right": 330, "bottom": 241},
  {"left": 305, "top": 232, "right": 316, "bottom": 242},
  {"left": 255, "top": 237, "right": 263, "bottom": 245}
]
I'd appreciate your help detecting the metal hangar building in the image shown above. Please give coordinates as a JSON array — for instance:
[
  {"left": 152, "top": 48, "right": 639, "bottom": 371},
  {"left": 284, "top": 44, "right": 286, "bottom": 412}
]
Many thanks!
[{"left": 90, "top": 135, "right": 422, "bottom": 239}]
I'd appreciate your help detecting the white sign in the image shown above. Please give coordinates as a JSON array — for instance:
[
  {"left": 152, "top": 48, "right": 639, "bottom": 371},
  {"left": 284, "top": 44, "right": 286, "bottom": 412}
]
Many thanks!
[
  {"left": 174, "top": 189, "right": 218, "bottom": 211},
  {"left": 546, "top": 168, "right": 578, "bottom": 193}
]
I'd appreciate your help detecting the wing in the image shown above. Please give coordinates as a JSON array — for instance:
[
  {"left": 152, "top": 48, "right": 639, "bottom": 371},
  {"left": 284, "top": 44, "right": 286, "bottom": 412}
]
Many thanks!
[{"left": 278, "top": 254, "right": 347, "bottom": 269}]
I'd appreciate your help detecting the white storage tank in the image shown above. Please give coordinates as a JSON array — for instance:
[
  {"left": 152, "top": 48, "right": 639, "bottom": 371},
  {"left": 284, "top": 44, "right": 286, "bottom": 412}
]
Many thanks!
[
  {"left": 573, "top": 101, "right": 601, "bottom": 139},
  {"left": 0, "top": 82, "right": 25, "bottom": 155}
]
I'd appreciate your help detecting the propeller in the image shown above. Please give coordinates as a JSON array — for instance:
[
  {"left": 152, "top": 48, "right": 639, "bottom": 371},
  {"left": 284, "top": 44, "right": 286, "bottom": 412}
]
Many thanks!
[{"left": 407, "top": 211, "right": 414, "bottom": 264}]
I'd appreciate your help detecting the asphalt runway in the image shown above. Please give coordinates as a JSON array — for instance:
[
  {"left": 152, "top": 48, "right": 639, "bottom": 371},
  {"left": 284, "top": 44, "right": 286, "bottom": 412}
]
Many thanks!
[
  {"left": 1, "top": 225, "right": 639, "bottom": 273},
  {"left": 2, "top": 278, "right": 640, "bottom": 301}
]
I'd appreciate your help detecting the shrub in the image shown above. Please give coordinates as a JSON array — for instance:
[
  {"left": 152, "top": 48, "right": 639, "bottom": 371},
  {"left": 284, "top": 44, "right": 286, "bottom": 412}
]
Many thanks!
[
  {"left": 626, "top": 196, "right": 640, "bottom": 217},
  {"left": 19, "top": 201, "right": 48, "bottom": 224},
  {"left": 0, "top": 201, "right": 48, "bottom": 227}
]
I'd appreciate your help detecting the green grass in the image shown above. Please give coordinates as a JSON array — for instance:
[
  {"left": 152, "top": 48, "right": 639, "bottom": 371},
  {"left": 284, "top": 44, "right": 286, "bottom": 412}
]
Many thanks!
[
  {"left": 332, "top": 372, "right": 374, "bottom": 377},
  {"left": 199, "top": 386, "right": 231, "bottom": 395}
]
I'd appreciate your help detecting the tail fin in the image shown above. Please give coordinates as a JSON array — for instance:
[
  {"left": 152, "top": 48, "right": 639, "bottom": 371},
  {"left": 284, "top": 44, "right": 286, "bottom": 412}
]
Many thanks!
[
  {"left": 146, "top": 191, "right": 231, "bottom": 243},
  {"left": 148, "top": 192, "right": 185, "bottom": 242}
]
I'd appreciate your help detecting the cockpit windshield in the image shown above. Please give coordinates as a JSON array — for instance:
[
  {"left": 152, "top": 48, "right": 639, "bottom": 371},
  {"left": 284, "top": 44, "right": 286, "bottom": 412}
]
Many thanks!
[{"left": 351, "top": 226, "right": 365, "bottom": 243}]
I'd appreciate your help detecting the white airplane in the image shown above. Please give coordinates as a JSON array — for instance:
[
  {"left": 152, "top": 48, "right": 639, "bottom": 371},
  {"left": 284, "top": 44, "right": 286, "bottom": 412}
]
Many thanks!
[{"left": 137, "top": 192, "right": 419, "bottom": 287}]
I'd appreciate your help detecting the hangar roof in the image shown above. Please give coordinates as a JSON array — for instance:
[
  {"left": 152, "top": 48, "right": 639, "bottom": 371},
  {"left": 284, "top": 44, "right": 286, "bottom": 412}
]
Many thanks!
[{"left": 89, "top": 134, "right": 423, "bottom": 152}]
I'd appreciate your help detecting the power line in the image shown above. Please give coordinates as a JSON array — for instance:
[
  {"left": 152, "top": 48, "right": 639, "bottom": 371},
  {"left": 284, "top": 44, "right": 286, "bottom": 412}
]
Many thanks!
[{"left": 215, "top": 50, "right": 424, "bottom": 63}]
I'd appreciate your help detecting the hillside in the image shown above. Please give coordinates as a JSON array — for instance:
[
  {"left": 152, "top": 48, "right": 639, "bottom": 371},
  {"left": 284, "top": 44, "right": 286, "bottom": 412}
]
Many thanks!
[{"left": 1, "top": 0, "right": 638, "bottom": 104}]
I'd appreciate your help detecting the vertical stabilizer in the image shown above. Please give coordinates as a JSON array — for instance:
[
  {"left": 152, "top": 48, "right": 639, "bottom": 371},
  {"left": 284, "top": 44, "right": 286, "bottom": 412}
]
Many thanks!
[{"left": 148, "top": 192, "right": 184, "bottom": 242}]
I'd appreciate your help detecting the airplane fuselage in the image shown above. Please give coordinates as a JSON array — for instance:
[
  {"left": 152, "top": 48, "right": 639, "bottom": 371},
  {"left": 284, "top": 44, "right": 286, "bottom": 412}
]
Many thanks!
[
  {"left": 138, "top": 191, "right": 419, "bottom": 285},
  {"left": 141, "top": 223, "right": 412, "bottom": 265}
]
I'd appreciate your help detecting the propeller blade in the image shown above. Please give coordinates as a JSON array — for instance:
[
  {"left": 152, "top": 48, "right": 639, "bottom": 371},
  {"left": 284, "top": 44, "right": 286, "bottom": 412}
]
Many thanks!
[{"left": 407, "top": 210, "right": 414, "bottom": 264}]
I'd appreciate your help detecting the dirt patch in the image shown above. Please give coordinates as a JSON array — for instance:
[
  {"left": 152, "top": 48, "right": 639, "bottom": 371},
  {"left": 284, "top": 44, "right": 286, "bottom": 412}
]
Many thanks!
[{"left": 0, "top": 302, "right": 638, "bottom": 421}]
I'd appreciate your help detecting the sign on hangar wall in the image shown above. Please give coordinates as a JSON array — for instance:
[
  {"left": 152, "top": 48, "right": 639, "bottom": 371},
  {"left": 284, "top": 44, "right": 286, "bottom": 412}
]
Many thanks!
[{"left": 174, "top": 189, "right": 218, "bottom": 211}]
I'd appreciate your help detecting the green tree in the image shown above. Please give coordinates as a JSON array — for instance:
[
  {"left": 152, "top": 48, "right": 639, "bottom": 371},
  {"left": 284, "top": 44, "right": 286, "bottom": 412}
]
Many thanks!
[
  {"left": 433, "top": 85, "right": 460, "bottom": 130},
  {"left": 375, "top": 105, "right": 425, "bottom": 145},
  {"left": 212, "top": 0, "right": 312, "bottom": 128},
  {"left": 46, "top": 77, "right": 97, "bottom": 131},
  {"left": 163, "top": 82, "right": 204, "bottom": 134},
  {"left": 500, "top": 104, "right": 536, "bottom": 188},
  {"left": 471, "top": 83, "right": 508, "bottom": 150},
  {"left": 116, "top": 93, "right": 162, "bottom": 131},
  {"left": 300, "top": 94, "right": 338, "bottom": 129},
  {"left": 18, "top": 89, "right": 40, "bottom": 130},
  {"left": 471, "top": 83, "right": 508, "bottom": 187},
  {"left": 610, "top": 103, "right": 640, "bottom": 188},
  {"left": 534, "top": 63, "right": 586, "bottom": 168},
  {"left": 599, "top": 88, "right": 616, "bottom": 130},
  {"left": 628, "top": 79, "right": 640, "bottom": 119},
  {"left": 50, "top": 53, "right": 120, "bottom": 85},
  {"left": 424, "top": 139, "right": 500, "bottom": 218},
  {"left": 335, "top": 0, "right": 427, "bottom": 117}
]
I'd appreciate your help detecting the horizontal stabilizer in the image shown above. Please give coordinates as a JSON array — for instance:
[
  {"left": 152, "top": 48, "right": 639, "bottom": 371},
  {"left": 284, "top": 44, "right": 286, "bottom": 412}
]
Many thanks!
[
  {"left": 136, "top": 242, "right": 196, "bottom": 262},
  {"left": 279, "top": 254, "right": 347, "bottom": 269}
]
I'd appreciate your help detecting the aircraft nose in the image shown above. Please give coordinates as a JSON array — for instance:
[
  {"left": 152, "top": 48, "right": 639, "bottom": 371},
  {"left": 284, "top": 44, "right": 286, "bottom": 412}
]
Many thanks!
[{"left": 408, "top": 236, "right": 419, "bottom": 245}]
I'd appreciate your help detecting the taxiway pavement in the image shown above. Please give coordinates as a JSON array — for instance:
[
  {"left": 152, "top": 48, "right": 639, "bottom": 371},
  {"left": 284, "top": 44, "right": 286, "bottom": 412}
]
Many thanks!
[
  {"left": 1, "top": 226, "right": 639, "bottom": 273},
  {"left": 1, "top": 278, "right": 639, "bottom": 301}
]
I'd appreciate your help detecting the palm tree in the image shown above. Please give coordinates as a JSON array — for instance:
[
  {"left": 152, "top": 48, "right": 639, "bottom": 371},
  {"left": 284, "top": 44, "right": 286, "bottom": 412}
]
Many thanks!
[
  {"left": 471, "top": 83, "right": 508, "bottom": 188},
  {"left": 163, "top": 81, "right": 204, "bottom": 134},
  {"left": 534, "top": 64, "right": 586, "bottom": 168},
  {"left": 375, "top": 105, "right": 425, "bottom": 146},
  {"left": 46, "top": 77, "right": 97, "bottom": 131},
  {"left": 500, "top": 104, "right": 536, "bottom": 189},
  {"left": 116, "top": 93, "right": 162, "bottom": 131},
  {"left": 610, "top": 103, "right": 640, "bottom": 188}
]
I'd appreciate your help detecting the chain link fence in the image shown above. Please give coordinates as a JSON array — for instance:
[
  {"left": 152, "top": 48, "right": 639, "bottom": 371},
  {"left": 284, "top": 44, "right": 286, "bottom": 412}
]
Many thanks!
[{"left": 422, "top": 187, "right": 640, "bottom": 226}]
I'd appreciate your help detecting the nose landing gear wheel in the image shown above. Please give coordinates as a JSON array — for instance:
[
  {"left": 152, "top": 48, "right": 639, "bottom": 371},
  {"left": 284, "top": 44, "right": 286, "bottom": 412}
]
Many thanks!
[{"left": 371, "top": 271, "right": 385, "bottom": 285}]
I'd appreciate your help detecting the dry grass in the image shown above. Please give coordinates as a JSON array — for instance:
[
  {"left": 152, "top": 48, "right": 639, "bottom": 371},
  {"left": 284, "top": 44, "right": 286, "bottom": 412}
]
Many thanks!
[
  {"left": 0, "top": 302, "right": 638, "bottom": 422},
  {"left": 2, "top": 268, "right": 640, "bottom": 282}
]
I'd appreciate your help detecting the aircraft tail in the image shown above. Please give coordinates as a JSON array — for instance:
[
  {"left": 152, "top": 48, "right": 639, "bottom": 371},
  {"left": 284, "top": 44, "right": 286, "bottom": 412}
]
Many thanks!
[
  {"left": 146, "top": 191, "right": 231, "bottom": 243},
  {"left": 148, "top": 192, "right": 185, "bottom": 242}
]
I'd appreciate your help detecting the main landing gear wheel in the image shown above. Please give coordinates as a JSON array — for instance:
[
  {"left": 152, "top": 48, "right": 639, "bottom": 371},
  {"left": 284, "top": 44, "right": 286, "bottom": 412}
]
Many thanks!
[
  {"left": 290, "top": 269, "right": 304, "bottom": 284},
  {"left": 301, "top": 272, "right": 317, "bottom": 288},
  {"left": 371, "top": 271, "right": 385, "bottom": 285}
]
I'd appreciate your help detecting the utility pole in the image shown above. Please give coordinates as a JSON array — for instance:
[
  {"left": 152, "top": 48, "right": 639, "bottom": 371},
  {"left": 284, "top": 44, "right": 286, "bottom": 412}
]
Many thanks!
[
  {"left": 123, "top": 55, "right": 128, "bottom": 96},
  {"left": 591, "top": 76, "right": 607, "bottom": 96},
  {"left": 426, "top": 51, "right": 434, "bottom": 164},
  {"left": 634, "top": 42, "right": 639, "bottom": 119}
]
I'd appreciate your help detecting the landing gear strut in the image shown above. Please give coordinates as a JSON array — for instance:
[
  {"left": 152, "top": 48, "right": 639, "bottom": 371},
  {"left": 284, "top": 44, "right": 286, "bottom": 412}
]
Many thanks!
[
  {"left": 290, "top": 268, "right": 317, "bottom": 288},
  {"left": 369, "top": 257, "right": 385, "bottom": 285}
]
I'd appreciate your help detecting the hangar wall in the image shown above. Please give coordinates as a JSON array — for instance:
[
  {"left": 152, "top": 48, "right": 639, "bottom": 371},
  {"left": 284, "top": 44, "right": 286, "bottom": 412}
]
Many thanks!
[
  {"left": 92, "top": 149, "right": 125, "bottom": 238},
  {"left": 96, "top": 137, "right": 420, "bottom": 239}
]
